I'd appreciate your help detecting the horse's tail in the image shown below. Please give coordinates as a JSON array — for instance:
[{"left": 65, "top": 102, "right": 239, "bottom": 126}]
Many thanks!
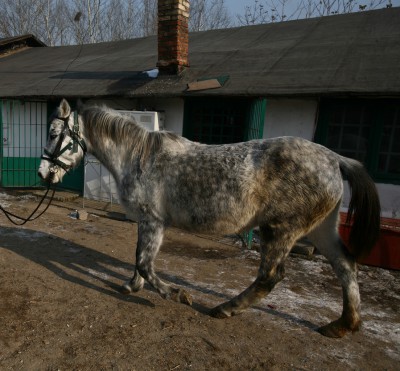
[{"left": 338, "top": 156, "right": 381, "bottom": 259}]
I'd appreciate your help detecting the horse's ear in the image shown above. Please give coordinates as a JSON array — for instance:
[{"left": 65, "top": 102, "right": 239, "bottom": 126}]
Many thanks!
[{"left": 59, "top": 98, "right": 71, "bottom": 118}]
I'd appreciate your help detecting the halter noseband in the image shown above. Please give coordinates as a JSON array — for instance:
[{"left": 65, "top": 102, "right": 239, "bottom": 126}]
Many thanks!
[{"left": 41, "top": 113, "right": 87, "bottom": 173}]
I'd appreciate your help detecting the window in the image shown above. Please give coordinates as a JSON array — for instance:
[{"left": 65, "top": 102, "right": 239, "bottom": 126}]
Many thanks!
[
  {"left": 315, "top": 99, "right": 400, "bottom": 184},
  {"left": 183, "top": 97, "right": 266, "bottom": 145}
]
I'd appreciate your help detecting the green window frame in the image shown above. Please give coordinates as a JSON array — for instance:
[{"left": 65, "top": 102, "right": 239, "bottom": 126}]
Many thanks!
[
  {"left": 315, "top": 99, "right": 400, "bottom": 184},
  {"left": 183, "top": 97, "right": 266, "bottom": 144}
]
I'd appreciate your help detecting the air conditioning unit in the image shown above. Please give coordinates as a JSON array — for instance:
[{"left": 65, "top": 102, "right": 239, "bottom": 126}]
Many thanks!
[
  {"left": 83, "top": 110, "right": 165, "bottom": 218},
  {"left": 118, "top": 110, "right": 165, "bottom": 131}
]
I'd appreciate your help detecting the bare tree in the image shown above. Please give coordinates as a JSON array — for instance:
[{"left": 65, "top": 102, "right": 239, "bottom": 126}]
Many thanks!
[
  {"left": 190, "top": 0, "right": 232, "bottom": 31},
  {"left": 0, "top": 0, "right": 396, "bottom": 45},
  {"left": 140, "top": 0, "right": 157, "bottom": 36},
  {"left": 66, "top": 0, "right": 105, "bottom": 44},
  {"left": 42, "top": 0, "right": 72, "bottom": 46},
  {"left": 237, "top": 0, "right": 299, "bottom": 24},
  {"left": 0, "top": 0, "right": 70, "bottom": 45},
  {"left": 237, "top": 0, "right": 393, "bottom": 25},
  {"left": 101, "top": 0, "right": 142, "bottom": 41}
]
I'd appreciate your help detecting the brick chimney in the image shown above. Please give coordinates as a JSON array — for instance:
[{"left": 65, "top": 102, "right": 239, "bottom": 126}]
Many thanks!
[{"left": 157, "top": 0, "right": 189, "bottom": 75}]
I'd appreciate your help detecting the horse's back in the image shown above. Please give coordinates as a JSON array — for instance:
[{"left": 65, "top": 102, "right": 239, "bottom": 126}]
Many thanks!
[
  {"left": 155, "top": 137, "right": 343, "bottom": 234},
  {"left": 252, "top": 137, "right": 344, "bottom": 228}
]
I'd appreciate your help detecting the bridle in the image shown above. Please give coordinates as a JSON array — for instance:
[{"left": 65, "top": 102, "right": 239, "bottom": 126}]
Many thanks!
[
  {"left": 1, "top": 112, "right": 87, "bottom": 226},
  {"left": 41, "top": 112, "right": 87, "bottom": 174}
]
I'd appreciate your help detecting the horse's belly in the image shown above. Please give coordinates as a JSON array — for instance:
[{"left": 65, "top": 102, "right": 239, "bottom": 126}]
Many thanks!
[{"left": 166, "top": 199, "right": 257, "bottom": 235}]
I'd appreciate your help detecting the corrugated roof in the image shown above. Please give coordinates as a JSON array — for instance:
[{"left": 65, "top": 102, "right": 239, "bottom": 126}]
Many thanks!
[{"left": 0, "top": 8, "right": 399, "bottom": 99}]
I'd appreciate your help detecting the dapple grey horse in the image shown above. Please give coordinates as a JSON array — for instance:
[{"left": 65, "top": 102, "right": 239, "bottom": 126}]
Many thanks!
[{"left": 38, "top": 99, "right": 380, "bottom": 338}]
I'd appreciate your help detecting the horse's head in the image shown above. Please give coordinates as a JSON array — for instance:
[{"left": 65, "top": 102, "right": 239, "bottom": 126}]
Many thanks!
[{"left": 38, "top": 99, "right": 86, "bottom": 184}]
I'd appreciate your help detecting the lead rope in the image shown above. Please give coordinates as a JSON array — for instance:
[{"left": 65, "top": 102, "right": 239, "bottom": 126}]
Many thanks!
[{"left": 0, "top": 181, "right": 56, "bottom": 226}]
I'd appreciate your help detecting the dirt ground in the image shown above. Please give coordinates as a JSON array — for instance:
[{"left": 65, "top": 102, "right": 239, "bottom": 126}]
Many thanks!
[{"left": 0, "top": 191, "right": 399, "bottom": 370}]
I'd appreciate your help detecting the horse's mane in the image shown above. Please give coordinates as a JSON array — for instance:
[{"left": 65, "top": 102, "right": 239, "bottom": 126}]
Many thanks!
[{"left": 80, "top": 105, "right": 183, "bottom": 165}]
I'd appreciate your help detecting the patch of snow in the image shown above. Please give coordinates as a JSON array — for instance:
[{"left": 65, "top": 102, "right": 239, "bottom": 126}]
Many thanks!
[
  {"left": 17, "top": 194, "right": 36, "bottom": 201},
  {"left": 0, "top": 201, "right": 11, "bottom": 208},
  {"left": 1, "top": 228, "right": 47, "bottom": 241},
  {"left": 363, "top": 317, "right": 400, "bottom": 345},
  {"left": 87, "top": 268, "right": 110, "bottom": 281},
  {"left": 0, "top": 192, "right": 15, "bottom": 200},
  {"left": 143, "top": 68, "right": 159, "bottom": 78}
]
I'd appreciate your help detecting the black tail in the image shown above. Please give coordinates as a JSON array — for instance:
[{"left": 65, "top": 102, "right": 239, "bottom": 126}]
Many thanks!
[{"left": 339, "top": 157, "right": 381, "bottom": 259}]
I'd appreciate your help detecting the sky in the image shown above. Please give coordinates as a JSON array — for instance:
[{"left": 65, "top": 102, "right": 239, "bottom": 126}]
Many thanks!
[
  {"left": 225, "top": 0, "right": 253, "bottom": 14},
  {"left": 224, "top": 0, "right": 400, "bottom": 18}
]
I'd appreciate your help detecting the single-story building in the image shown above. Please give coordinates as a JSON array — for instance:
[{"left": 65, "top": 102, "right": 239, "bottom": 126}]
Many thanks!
[{"left": 0, "top": 3, "right": 399, "bottom": 222}]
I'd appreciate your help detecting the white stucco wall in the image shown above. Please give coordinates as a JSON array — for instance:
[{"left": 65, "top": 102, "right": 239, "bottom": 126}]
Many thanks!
[
  {"left": 263, "top": 98, "right": 318, "bottom": 140},
  {"left": 140, "top": 97, "right": 184, "bottom": 134},
  {"left": 343, "top": 181, "right": 400, "bottom": 219},
  {"left": 376, "top": 183, "right": 400, "bottom": 219},
  {"left": 262, "top": 98, "right": 400, "bottom": 219}
]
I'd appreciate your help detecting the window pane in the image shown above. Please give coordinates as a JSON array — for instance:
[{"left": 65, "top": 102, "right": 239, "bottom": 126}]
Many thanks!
[
  {"left": 345, "top": 107, "right": 361, "bottom": 124},
  {"left": 327, "top": 125, "right": 341, "bottom": 148},
  {"left": 332, "top": 109, "right": 344, "bottom": 124},
  {"left": 318, "top": 100, "right": 400, "bottom": 181},
  {"left": 324, "top": 104, "right": 370, "bottom": 164},
  {"left": 388, "top": 155, "right": 400, "bottom": 174},
  {"left": 377, "top": 106, "right": 400, "bottom": 176},
  {"left": 392, "top": 128, "right": 400, "bottom": 152},
  {"left": 378, "top": 154, "right": 388, "bottom": 172},
  {"left": 342, "top": 126, "right": 361, "bottom": 149},
  {"left": 380, "top": 126, "right": 392, "bottom": 152},
  {"left": 383, "top": 110, "right": 395, "bottom": 126}
]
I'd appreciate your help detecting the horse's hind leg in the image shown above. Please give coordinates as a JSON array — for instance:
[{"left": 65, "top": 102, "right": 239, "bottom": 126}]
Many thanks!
[
  {"left": 307, "top": 204, "right": 361, "bottom": 338},
  {"left": 210, "top": 226, "right": 295, "bottom": 318},
  {"left": 121, "top": 218, "right": 192, "bottom": 305}
]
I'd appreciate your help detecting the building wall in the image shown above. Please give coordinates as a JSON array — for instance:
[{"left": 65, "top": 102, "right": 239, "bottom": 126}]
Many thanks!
[
  {"left": 140, "top": 97, "right": 184, "bottom": 134},
  {"left": 263, "top": 98, "right": 318, "bottom": 140},
  {"left": 343, "top": 181, "right": 400, "bottom": 219},
  {"left": 262, "top": 98, "right": 399, "bottom": 219},
  {"left": 376, "top": 183, "right": 400, "bottom": 219}
]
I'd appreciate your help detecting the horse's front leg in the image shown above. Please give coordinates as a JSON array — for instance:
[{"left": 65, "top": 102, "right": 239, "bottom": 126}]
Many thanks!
[
  {"left": 121, "top": 218, "right": 192, "bottom": 306},
  {"left": 121, "top": 269, "right": 145, "bottom": 294}
]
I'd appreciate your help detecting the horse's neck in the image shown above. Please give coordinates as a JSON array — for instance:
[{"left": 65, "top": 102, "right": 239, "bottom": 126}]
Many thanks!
[{"left": 83, "top": 126, "right": 139, "bottom": 185}]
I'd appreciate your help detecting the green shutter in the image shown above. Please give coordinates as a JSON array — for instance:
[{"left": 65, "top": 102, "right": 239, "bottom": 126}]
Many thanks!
[{"left": 245, "top": 98, "right": 267, "bottom": 140}]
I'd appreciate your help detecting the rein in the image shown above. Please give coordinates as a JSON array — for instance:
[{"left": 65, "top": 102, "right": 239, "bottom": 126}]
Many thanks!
[{"left": 0, "top": 182, "right": 56, "bottom": 226}]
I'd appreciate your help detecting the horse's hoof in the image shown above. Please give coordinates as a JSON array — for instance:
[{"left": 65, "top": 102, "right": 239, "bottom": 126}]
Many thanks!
[
  {"left": 171, "top": 288, "right": 192, "bottom": 306},
  {"left": 179, "top": 289, "right": 193, "bottom": 306},
  {"left": 120, "top": 283, "right": 132, "bottom": 295},
  {"left": 318, "top": 316, "right": 361, "bottom": 338},
  {"left": 317, "top": 321, "right": 348, "bottom": 338},
  {"left": 209, "top": 306, "right": 230, "bottom": 319}
]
